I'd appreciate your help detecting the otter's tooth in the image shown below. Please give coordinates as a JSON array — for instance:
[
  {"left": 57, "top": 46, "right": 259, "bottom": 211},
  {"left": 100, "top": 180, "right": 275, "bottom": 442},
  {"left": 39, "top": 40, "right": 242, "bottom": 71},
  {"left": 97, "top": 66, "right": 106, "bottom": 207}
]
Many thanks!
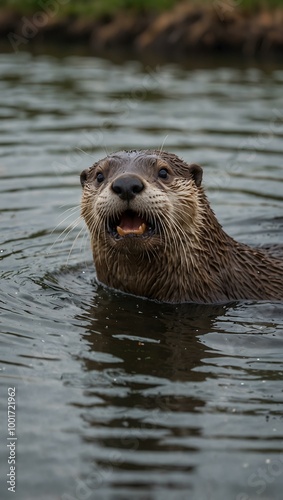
[
  {"left": 116, "top": 223, "right": 147, "bottom": 236},
  {"left": 117, "top": 226, "right": 126, "bottom": 236},
  {"left": 138, "top": 223, "right": 146, "bottom": 235}
]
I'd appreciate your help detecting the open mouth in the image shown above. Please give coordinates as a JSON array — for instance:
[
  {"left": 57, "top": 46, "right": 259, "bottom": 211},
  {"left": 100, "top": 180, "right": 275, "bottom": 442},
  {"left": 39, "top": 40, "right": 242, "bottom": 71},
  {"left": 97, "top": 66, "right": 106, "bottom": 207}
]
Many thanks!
[{"left": 108, "top": 210, "right": 155, "bottom": 239}]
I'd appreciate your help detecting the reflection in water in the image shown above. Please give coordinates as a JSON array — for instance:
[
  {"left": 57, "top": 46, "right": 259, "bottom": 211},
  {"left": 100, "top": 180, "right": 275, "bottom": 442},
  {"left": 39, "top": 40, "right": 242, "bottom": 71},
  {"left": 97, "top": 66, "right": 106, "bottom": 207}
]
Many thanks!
[
  {"left": 0, "top": 48, "right": 283, "bottom": 500},
  {"left": 80, "top": 292, "right": 227, "bottom": 383}
]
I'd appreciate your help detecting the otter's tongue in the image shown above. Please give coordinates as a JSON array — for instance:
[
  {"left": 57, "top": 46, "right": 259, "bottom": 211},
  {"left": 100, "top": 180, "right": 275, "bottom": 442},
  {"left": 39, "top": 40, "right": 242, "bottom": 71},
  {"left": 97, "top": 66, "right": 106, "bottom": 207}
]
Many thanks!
[{"left": 117, "top": 211, "right": 147, "bottom": 237}]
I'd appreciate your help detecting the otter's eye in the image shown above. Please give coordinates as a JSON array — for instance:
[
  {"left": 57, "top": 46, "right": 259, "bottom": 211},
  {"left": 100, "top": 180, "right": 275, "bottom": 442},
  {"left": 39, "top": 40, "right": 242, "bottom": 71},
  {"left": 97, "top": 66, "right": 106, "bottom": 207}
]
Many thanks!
[
  {"left": 158, "top": 168, "right": 169, "bottom": 180},
  {"left": 96, "top": 172, "right": 105, "bottom": 183}
]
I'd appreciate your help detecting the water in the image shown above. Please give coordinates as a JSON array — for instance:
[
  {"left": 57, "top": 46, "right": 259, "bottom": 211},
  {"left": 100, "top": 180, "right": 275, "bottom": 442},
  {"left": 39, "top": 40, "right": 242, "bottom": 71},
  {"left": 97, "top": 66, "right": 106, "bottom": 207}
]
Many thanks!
[{"left": 0, "top": 48, "right": 283, "bottom": 500}]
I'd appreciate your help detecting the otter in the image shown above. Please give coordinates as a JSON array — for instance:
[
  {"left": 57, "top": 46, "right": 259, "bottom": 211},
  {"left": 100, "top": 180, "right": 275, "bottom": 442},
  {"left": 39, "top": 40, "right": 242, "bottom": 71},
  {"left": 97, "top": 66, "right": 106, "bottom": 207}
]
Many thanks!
[{"left": 80, "top": 150, "right": 283, "bottom": 303}]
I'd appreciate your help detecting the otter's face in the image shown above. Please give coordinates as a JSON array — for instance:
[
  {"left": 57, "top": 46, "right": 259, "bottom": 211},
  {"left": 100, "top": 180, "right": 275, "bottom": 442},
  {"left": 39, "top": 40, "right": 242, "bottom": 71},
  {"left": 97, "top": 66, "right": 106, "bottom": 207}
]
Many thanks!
[{"left": 80, "top": 150, "right": 203, "bottom": 257}]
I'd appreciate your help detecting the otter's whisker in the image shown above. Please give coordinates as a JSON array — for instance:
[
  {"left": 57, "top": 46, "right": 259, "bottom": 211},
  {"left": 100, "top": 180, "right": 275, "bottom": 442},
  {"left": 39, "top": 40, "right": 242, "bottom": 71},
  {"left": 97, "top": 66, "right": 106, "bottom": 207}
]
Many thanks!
[
  {"left": 51, "top": 206, "right": 81, "bottom": 236},
  {"left": 75, "top": 147, "right": 97, "bottom": 161},
  {"left": 66, "top": 224, "right": 86, "bottom": 266}
]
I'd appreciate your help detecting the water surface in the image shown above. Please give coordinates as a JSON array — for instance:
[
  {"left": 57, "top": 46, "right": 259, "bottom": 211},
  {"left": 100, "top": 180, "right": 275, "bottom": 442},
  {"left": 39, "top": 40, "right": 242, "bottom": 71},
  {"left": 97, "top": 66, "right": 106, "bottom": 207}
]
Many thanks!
[{"left": 0, "top": 49, "right": 283, "bottom": 500}]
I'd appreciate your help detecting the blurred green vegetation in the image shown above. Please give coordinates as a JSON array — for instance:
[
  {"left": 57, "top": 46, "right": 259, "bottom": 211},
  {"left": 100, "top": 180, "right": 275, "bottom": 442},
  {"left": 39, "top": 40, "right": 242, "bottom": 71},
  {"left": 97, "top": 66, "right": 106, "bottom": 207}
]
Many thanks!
[
  {"left": 0, "top": 0, "right": 283, "bottom": 16},
  {"left": 0, "top": 0, "right": 177, "bottom": 16}
]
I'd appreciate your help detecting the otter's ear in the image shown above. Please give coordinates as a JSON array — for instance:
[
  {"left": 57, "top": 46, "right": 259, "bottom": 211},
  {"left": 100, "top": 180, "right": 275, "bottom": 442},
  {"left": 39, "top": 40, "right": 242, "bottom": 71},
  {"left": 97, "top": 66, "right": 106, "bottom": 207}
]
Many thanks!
[
  {"left": 80, "top": 168, "right": 90, "bottom": 188},
  {"left": 188, "top": 163, "right": 202, "bottom": 187}
]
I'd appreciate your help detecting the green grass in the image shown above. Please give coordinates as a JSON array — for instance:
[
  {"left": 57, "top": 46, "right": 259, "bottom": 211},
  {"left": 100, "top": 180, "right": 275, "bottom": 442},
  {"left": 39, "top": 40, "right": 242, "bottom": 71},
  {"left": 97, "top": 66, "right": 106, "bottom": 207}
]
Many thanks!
[
  {"left": 0, "top": 0, "right": 178, "bottom": 16},
  {"left": 1, "top": 0, "right": 283, "bottom": 17}
]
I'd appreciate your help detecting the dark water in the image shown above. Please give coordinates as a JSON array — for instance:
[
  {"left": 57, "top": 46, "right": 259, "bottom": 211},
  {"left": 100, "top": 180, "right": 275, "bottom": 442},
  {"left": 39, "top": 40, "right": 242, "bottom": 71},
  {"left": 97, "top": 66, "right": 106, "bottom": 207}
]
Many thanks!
[{"left": 0, "top": 49, "right": 283, "bottom": 500}]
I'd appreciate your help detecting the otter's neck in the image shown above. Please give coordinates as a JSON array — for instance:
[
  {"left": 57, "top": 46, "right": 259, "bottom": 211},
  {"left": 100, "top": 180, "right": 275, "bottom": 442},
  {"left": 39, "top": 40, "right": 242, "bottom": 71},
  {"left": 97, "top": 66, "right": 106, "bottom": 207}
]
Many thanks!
[{"left": 166, "top": 197, "right": 283, "bottom": 303}]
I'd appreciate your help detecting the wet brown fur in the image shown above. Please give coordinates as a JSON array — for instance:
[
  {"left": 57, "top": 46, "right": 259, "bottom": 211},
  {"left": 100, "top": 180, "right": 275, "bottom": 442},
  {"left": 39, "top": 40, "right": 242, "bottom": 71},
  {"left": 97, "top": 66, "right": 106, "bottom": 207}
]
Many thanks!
[{"left": 80, "top": 150, "right": 283, "bottom": 303}]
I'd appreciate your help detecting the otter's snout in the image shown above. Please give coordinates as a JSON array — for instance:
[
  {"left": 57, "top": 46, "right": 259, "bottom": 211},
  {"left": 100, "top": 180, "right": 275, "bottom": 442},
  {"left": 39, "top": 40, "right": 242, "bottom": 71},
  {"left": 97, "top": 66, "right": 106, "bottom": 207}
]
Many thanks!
[{"left": 111, "top": 174, "right": 144, "bottom": 201}]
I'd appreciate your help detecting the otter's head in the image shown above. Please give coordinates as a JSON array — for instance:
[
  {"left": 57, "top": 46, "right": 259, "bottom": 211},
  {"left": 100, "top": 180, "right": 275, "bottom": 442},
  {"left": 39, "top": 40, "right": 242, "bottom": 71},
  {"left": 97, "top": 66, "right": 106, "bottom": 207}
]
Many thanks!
[
  {"left": 80, "top": 150, "right": 203, "bottom": 251},
  {"left": 80, "top": 150, "right": 204, "bottom": 299}
]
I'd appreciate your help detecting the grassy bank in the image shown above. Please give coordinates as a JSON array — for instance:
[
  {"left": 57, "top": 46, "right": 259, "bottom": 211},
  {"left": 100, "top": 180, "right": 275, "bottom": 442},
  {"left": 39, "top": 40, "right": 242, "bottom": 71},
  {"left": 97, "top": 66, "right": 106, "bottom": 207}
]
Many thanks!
[
  {"left": 1, "top": 0, "right": 283, "bottom": 57},
  {"left": 1, "top": 0, "right": 283, "bottom": 17},
  {"left": 1, "top": 0, "right": 177, "bottom": 16}
]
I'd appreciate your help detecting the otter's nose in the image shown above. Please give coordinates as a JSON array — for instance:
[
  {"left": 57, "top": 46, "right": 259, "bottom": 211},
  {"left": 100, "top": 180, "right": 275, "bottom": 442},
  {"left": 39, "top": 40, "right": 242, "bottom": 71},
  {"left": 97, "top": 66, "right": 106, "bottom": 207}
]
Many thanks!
[{"left": 111, "top": 175, "right": 144, "bottom": 201}]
